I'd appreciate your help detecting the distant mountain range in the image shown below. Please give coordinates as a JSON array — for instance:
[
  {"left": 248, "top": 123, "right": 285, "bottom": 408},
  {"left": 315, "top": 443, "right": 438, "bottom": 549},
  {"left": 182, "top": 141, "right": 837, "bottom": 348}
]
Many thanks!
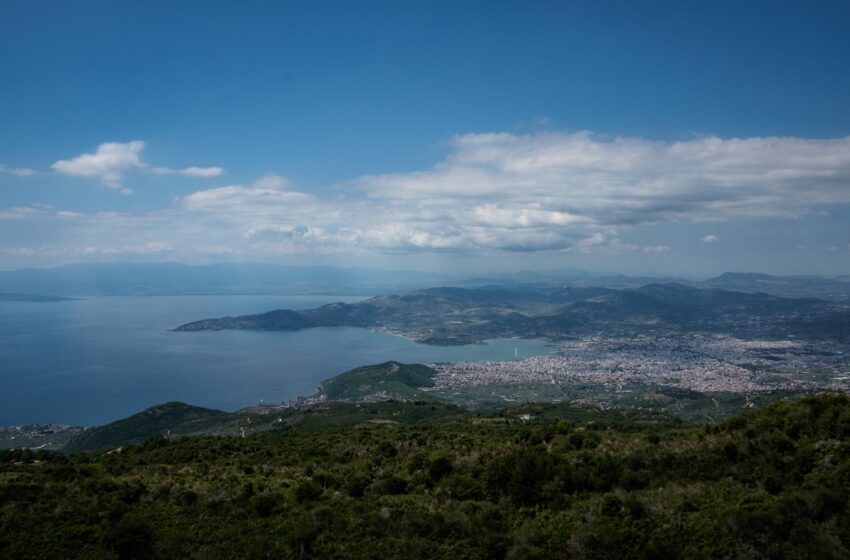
[
  {"left": 0, "top": 262, "right": 452, "bottom": 296},
  {"left": 1, "top": 262, "right": 849, "bottom": 302},
  {"left": 0, "top": 293, "right": 75, "bottom": 302},
  {"left": 699, "top": 272, "right": 850, "bottom": 301},
  {"left": 176, "top": 283, "right": 850, "bottom": 344},
  {"left": 462, "top": 269, "right": 685, "bottom": 290}
]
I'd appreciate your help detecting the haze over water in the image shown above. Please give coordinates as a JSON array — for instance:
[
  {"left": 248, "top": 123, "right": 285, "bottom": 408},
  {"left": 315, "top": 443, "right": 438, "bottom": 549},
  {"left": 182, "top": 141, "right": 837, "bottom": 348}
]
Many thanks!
[{"left": 0, "top": 296, "right": 552, "bottom": 426}]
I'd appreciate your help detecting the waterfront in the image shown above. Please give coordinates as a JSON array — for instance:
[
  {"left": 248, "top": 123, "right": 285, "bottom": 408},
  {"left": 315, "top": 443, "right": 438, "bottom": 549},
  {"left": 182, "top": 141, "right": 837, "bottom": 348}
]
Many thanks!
[{"left": 0, "top": 296, "right": 553, "bottom": 426}]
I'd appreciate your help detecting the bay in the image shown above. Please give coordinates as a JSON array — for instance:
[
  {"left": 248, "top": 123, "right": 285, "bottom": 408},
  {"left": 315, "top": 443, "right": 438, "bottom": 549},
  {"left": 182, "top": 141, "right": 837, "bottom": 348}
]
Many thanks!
[{"left": 0, "top": 295, "right": 553, "bottom": 425}]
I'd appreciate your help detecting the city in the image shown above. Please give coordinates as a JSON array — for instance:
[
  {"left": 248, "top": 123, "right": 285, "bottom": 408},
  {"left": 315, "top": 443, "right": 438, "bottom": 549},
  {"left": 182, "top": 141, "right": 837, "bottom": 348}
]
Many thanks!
[{"left": 429, "top": 335, "right": 850, "bottom": 396}]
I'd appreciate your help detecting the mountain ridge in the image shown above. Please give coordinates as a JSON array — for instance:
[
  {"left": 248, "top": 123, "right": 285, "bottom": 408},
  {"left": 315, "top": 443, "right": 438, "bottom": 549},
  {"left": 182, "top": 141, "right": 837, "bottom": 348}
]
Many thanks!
[{"left": 175, "top": 283, "right": 846, "bottom": 343}]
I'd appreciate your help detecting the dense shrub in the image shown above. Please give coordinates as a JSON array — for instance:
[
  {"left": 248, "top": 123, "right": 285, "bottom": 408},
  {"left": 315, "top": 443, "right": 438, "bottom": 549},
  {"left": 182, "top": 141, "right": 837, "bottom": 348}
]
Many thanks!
[{"left": 1, "top": 395, "right": 849, "bottom": 558}]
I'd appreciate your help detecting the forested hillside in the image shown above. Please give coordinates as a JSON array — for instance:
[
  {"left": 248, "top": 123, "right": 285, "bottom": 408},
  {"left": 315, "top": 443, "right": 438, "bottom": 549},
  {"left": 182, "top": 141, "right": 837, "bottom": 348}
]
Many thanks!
[{"left": 2, "top": 395, "right": 850, "bottom": 559}]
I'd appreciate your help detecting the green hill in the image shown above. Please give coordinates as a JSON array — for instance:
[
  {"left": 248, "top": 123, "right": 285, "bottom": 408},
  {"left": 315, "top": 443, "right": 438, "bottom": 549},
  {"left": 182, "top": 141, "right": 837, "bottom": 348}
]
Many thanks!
[
  {"left": 317, "top": 361, "right": 439, "bottom": 402},
  {"left": 3, "top": 395, "right": 850, "bottom": 558},
  {"left": 64, "top": 401, "right": 237, "bottom": 452},
  {"left": 63, "top": 399, "right": 469, "bottom": 453}
]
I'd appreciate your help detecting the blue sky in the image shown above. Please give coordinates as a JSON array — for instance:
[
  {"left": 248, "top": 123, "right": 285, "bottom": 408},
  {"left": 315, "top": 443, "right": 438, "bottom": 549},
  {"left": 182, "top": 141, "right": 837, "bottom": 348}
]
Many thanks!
[{"left": 1, "top": 0, "right": 849, "bottom": 276}]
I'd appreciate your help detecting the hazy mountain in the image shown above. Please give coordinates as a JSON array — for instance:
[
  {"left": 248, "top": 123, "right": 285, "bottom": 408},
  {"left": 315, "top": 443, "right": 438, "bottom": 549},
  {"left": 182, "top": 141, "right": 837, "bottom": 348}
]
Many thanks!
[
  {"left": 0, "top": 262, "right": 454, "bottom": 296},
  {"left": 3, "top": 262, "right": 848, "bottom": 302},
  {"left": 462, "top": 269, "right": 685, "bottom": 289},
  {"left": 699, "top": 272, "right": 850, "bottom": 301},
  {"left": 464, "top": 270, "right": 850, "bottom": 301},
  {"left": 0, "top": 293, "right": 75, "bottom": 302},
  {"left": 176, "top": 283, "right": 848, "bottom": 343}
]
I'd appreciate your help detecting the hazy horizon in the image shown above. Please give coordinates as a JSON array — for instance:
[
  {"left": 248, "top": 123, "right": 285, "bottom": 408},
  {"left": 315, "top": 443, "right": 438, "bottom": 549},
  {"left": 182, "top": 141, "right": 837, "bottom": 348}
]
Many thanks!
[{"left": 0, "top": 259, "right": 847, "bottom": 282}]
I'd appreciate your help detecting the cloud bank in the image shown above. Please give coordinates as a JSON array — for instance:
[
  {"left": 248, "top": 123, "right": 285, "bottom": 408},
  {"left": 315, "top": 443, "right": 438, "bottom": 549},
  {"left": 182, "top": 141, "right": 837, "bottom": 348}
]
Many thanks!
[
  {"left": 5, "top": 131, "right": 850, "bottom": 263},
  {"left": 357, "top": 132, "right": 850, "bottom": 223}
]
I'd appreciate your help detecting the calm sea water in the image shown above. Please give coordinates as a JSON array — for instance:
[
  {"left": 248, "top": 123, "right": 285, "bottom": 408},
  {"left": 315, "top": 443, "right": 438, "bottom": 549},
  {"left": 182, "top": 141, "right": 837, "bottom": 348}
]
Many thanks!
[{"left": 0, "top": 296, "right": 553, "bottom": 426}]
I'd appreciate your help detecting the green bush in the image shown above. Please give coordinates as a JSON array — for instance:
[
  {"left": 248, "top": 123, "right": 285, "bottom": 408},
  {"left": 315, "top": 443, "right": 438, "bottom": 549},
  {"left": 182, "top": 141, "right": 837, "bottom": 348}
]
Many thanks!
[{"left": 2, "top": 395, "right": 850, "bottom": 559}]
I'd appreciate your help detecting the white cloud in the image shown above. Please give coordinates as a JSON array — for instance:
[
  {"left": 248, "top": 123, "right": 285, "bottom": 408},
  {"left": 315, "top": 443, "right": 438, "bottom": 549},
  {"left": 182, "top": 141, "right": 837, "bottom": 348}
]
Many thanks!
[
  {"left": 469, "top": 204, "right": 589, "bottom": 228},
  {"left": 181, "top": 166, "right": 224, "bottom": 178},
  {"left": 181, "top": 184, "right": 313, "bottom": 213},
  {"left": 573, "top": 235, "right": 670, "bottom": 253},
  {"left": 356, "top": 132, "right": 850, "bottom": 225},
  {"left": 576, "top": 232, "right": 607, "bottom": 253},
  {"left": 56, "top": 211, "right": 84, "bottom": 219},
  {"left": 52, "top": 141, "right": 144, "bottom": 190},
  {"left": 0, "top": 206, "right": 46, "bottom": 220},
  {"left": 6, "top": 131, "right": 850, "bottom": 263},
  {"left": 150, "top": 166, "right": 224, "bottom": 177},
  {"left": 252, "top": 173, "right": 289, "bottom": 189},
  {"left": 0, "top": 163, "right": 39, "bottom": 176},
  {"left": 51, "top": 140, "right": 224, "bottom": 192}
]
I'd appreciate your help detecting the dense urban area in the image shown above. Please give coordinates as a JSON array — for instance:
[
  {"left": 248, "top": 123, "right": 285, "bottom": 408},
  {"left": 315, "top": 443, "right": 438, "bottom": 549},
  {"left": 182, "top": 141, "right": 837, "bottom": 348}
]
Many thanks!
[{"left": 430, "top": 335, "right": 850, "bottom": 396}]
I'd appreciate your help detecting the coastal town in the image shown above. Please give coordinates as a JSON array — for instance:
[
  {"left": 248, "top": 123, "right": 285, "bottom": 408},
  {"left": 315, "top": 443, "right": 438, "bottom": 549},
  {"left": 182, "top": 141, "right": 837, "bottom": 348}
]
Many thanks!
[{"left": 428, "top": 335, "right": 850, "bottom": 395}]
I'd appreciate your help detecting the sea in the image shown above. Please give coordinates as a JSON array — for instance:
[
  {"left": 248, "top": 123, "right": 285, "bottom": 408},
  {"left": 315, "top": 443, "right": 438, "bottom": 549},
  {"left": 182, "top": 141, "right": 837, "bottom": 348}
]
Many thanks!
[{"left": 0, "top": 295, "right": 554, "bottom": 426}]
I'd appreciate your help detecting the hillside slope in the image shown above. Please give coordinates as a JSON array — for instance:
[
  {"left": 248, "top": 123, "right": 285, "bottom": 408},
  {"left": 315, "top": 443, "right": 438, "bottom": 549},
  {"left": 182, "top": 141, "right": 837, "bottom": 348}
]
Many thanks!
[
  {"left": 2, "top": 395, "right": 850, "bottom": 559},
  {"left": 317, "top": 361, "right": 439, "bottom": 402}
]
